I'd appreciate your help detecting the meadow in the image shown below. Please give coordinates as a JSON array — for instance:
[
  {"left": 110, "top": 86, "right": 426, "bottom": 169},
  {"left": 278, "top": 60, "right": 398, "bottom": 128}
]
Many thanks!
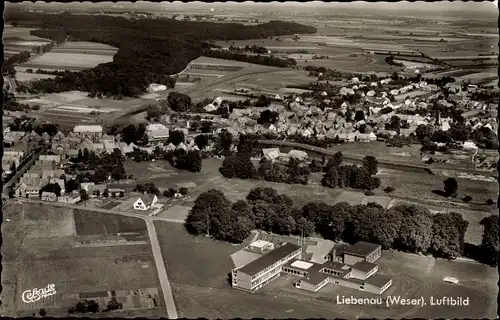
[{"left": 0, "top": 202, "right": 162, "bottom": 317}]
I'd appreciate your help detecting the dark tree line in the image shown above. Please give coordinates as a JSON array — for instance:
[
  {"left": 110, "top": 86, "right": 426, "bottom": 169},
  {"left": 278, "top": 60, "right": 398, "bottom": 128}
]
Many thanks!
[
  {"left": 6, "top": 10, "right": 315, "bottom": 97},
  {"left": 3, "top": 50, "right": 31, "bottom": 76},
  {"left": 185, "top": 187, "right": 472, "bottom": 261},
  {"left": 206, "top": 50, "right": 297, "bottom": 68}
]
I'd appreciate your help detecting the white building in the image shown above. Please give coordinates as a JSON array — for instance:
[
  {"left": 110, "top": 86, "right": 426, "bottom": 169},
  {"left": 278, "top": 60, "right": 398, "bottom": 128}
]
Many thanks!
[
  {"left": 146, "top": 123, "right": 170, "bottom": 141},
  {"left": 148, "top": 83, "right": 167, "bottom": 93},
  {"left": 133, "top": 194, "right": 158, "bottom": 211},
  {"left": 73, "top": 125, "right": 103, "bottom": 138}
]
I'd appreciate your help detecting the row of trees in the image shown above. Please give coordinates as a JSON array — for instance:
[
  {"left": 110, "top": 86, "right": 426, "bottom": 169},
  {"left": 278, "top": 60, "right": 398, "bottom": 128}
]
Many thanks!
[
  {"left": 206, "top": 50, "right": 297, "bottom": 68},
  {"left": 3, "top": 50, "right": 31, "bottom": 76},
  {"left": 185, "top": 187, "right": 479, "bottom": 262},
  {"left": 7, "top": 10, "right": 315, "bottom": 97}
]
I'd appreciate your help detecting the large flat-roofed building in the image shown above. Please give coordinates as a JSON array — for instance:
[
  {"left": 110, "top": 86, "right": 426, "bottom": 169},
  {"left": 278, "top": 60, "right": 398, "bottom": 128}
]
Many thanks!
[
  {"left": 343, "top": 241, "right": 382, "bottom": 265},
  {"left": 73, "top": 125, "right": 103, "bottom": 139},
  {"left": 284, "top": 256, "right": 391, "bottom": 295},
  {"left": 232, "top": 241, "right": 391, "bottom": 295},
  {"left": 146, "top": 123, "right": 170, "bottom": 141},
  {"left": 232, "top": 242, "right": 302, "bottom": 292}
]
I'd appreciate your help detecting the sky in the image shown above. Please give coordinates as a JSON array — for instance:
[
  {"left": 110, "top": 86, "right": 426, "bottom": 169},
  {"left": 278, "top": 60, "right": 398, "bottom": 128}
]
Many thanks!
[{"left": 14, "top": 1, "right": 499, "bottom": 16}]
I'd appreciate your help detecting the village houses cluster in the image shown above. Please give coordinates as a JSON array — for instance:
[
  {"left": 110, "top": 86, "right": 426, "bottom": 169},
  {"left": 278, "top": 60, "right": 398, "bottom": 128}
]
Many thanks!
[{"left": 196, "top": 76, "right": 497, "bottom": 147}]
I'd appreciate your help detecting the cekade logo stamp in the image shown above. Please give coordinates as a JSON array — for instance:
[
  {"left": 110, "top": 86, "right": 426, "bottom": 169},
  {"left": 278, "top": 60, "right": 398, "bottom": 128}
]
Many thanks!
[{"left": 22, "top": 284, "right": 57, "bottom": 303}]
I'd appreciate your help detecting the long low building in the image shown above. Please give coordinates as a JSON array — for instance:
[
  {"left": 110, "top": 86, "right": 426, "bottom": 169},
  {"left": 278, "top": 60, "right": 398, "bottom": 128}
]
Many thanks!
[
  {"left": 231, "top": 241, "right": 392, "bottom": 295},
  {"left": 232, "top": 242, "right": 302, "bottom": 293}
]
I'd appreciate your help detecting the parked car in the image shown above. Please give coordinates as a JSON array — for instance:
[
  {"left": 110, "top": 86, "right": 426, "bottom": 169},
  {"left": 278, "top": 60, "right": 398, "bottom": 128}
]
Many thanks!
[{"left": 443, "top": 276, "right": 459, "bottom": 284}]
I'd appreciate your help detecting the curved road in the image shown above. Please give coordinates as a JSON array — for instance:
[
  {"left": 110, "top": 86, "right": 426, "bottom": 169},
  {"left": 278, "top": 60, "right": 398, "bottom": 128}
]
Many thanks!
[{"left": 14, "top": 198, "right": 180, "bottom": 319}]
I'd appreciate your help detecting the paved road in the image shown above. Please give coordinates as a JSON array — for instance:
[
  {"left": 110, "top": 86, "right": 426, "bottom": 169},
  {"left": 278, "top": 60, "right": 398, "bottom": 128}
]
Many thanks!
[
  {"left": 7, "top": 76, "right": 16, "bottom": 94},
  {"left": 2, "top": 147, "right": 46, "bottom": 197},
  {"left": 14, "top": 198, "right": 180, "bottom": 318}
]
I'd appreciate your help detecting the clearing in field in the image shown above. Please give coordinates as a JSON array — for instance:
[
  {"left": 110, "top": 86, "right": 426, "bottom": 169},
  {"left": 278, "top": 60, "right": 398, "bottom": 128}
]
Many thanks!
[{"left": 19, "top": 41, "right": 118, "bottom": 71}]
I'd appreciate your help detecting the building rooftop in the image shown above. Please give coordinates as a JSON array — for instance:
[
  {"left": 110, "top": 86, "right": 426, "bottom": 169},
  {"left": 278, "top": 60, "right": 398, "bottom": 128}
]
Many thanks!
[
  {"left": 365, "top": 274, "right": 392, "bottom": 288},
  {"left": 250, "top": 240, "right": 272, "bottom": 249},
  {"left": 237, "top": 242, "right": 301, "bottom": 276},
  {"left": 74, "top": 125, "right": 103, "bottom": 133},
  {"left": 290, "top": 260, "right": 314, "bottom": 270},
  {"left": 352, "top": 260, "right": 378, "bottom": 274},
  {"left": 301, "top": 272, "right": 329, "bottom": 286},
  {"left": 344, "top": 241, "right": 381, "bottom": 258}
]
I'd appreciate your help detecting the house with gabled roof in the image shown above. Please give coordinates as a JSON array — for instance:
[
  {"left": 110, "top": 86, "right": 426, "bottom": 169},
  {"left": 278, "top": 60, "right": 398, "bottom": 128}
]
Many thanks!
[{"left": 133, "top": 193, "right": 158, "bottom": 211}]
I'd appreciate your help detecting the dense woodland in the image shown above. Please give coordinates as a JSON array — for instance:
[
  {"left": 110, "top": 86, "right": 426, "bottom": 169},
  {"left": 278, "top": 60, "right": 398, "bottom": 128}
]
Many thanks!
[{"left": 5, "top": 10, "right": 316, "bottom": 97}]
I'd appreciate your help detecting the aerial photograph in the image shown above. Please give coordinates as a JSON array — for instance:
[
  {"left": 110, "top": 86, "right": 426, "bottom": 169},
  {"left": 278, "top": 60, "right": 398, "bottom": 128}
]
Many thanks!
[{"left": 1, "top": 1, "right": 498, "bottom": 319}]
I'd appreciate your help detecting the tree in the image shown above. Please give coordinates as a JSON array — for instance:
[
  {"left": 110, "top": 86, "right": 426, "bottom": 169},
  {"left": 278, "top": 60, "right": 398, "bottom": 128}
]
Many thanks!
[
  {"left": 295, "top": 216, "right": 315, "bottom": 237},
  {"left": 10, "top": 161, "right": 16, "bottom": 173},
  {"left": 415, "top": 124, "right": 434, "bottom": 141},
  {"left": 8, "top": 186, "right": 15, "bottom": 198},
  {"left": 185, "top": 189, "right": 231, "bottom": 236},
  {"left": 257, "top": 109, "right": 279, "bottom": 124},
  {"left": 164, "top": 188, "right": 176, "bottom": 198},
  {"left": 179, "top": 187, "right": 188, "bottom": 195},
  {"left": 194, "top": 134, "right": 209, "bottom": 150},
  {"left": 273, "top": 215, "right": 296, "bottom": 235},
  {"left": 309, "top": 159, "right": 322, "bottom": 172},
  {"left": 79, "top": 189, "right": 89, "bottom": 201},
  {"left": 167, "top": 92, "right": 191, "bottom": 112},
  {"left": 323, "top": 151, "right": 343, "bottom": 172},
  {"left": 200, "top": 121, "right": 213, "bottom": 134},
  {"left": 168, "top": 130, "right": 185, "bottom": 146},
  {"left": 237, "top": 134, "right": 254, "bottom": 155},
  {"left": 362, "top": 156, "right": 378, "bottom": 175},
  {"left": 479, "top": 215, "right": 499, "bottom": 266},
  {"left": 146, "top": 104, "right": 161, "bottom": 120},
  {"left": 384, "top": 186, "right": 395, "bottom": 193},
  {"left": 394, "top": 205, "right": 433, "bottom": 254},
  {"left": 103, "top": 189, "right": 109, "bottom": 198},
  {"left": 68, "top": 299, "right": 99, "bottom": 314},
  {"left": 322, "top": 167, "right": 339, "bottom": 188},
  {"left": 318, "top": 202, "right": 350, "bottom": 241},
  {"left": 39, "top": 308, "right": 47, "bottom": 317},
  {"left": 354, "top": 110, "right": 365, "bottom": 122},
  {"left": 105, "top": 297, "right": 123, "bottom": 311},
  {"left": 219, "top": 155, "right": 256, "bottom": 179},
  {"left": 219, "top": 129, "right": 233, "bottom": 151},
  {"left": 443, "top": 177, "right": 458, "bottom": 197},
  {"left": 372, "top": 208, "right": 403, "bottom": 249},
  {"left": 429, "top": 213, "right": 462, "bottom": 258},
  {"left": 175, "top": 150, "right": 202, "bottom": 172}
]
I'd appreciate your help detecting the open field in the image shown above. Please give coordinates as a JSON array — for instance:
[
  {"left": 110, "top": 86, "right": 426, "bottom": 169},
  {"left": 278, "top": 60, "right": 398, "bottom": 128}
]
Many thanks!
[
  {"left": 19, "top": 90, "right": 152, "bottom": 127},
  {"left": 155, "top": 221, "right": 496, "bottom": 318},
  {"left": 15, "top": 72, "right": 57, "bottom": 82},
  {"left": 73, "top": 209, "right": 148, "bottom": 236},
  {"left": 3, "top": 25, "right": 51, "bottom": 53},
  {"left": 18, "top": 41, "right": 118, "bottom": 71},
  {"left": 0, "top": 202, "right": 163, "bottom": 317}
]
